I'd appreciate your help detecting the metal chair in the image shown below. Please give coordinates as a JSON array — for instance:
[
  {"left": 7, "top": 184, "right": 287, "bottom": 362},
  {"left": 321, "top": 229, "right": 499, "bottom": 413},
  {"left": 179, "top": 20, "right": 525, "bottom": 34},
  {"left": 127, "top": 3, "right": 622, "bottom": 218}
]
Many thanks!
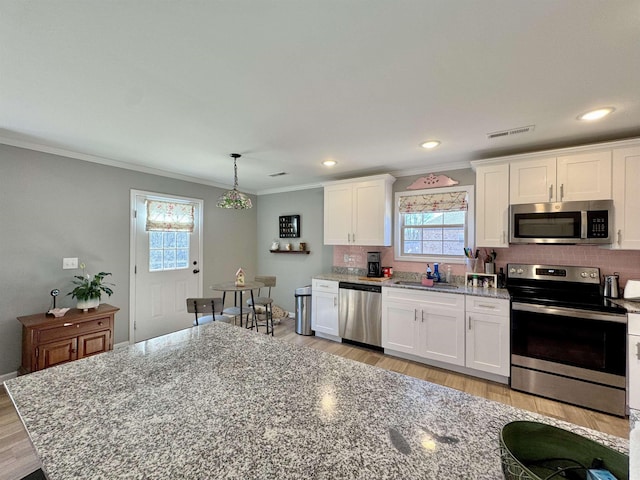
[
  {"left": 186, "top": 298, "right": 228, "bottom": 326},
  {"left": 246, "top": 276, "right": 276, "bottom": 335}
]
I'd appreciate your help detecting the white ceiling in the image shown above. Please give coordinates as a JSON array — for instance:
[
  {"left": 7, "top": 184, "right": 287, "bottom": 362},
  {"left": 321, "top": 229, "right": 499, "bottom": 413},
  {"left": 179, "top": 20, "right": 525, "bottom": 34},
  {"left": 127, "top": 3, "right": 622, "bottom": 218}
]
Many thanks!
[{"left": 1, "top": 1, "right": 639, "bottom": 194}]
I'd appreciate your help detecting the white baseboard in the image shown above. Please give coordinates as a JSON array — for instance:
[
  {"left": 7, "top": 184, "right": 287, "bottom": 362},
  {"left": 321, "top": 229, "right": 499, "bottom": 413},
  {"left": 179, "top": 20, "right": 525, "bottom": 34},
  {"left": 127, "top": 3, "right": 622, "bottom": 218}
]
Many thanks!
[
  {"left": 0, "top": 371, "right": 18, "bottom": 384},
  {"left": 114, "top": 341, "right": 131, "bottom": 349}
]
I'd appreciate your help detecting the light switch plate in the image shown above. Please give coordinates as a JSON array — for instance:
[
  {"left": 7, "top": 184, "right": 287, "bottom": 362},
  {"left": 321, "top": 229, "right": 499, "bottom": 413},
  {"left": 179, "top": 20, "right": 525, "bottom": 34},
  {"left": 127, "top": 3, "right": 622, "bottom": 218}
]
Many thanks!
[{"left": 63, "top": 257, "right": 78, "bottom": 269}]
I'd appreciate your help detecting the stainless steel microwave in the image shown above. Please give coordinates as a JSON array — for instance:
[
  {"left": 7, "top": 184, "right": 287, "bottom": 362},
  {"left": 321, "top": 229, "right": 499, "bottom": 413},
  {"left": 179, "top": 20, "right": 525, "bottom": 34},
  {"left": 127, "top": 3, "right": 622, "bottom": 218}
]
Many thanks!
[{"left": 509, "top": 199, "right": 613, "bottom": 244}]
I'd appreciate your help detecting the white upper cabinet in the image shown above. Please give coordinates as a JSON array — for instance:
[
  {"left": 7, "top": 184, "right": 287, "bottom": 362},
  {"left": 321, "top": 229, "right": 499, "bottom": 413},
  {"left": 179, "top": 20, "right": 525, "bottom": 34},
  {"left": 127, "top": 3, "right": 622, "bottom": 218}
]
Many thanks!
[
  {"left": 510, "top": 150, "right": 612, "bottom": 204},
  {"left": 323, "top": 174, "right": 395, "bottom": 246},
  {"left": 611, "top": 146, "right": 640, "bottom": 250},
  {"left": 475, "top": 163, "right": 509, "bottom": 247},
  {"left": 323, "top": 183, "right": 353, "bottom": 245},
  {"left": 509, "top": 157, "right": 556, "bottom": 204}
]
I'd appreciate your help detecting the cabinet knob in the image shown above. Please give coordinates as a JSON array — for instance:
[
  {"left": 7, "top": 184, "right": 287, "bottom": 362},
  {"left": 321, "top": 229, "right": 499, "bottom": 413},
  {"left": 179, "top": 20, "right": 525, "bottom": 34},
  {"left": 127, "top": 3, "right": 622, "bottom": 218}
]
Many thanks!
[
  {"left": 636, "top": 342, "right": 640, "bottom": 360},
  {"left": 98, "top": 321, "right": 103, "bottom": 326}
]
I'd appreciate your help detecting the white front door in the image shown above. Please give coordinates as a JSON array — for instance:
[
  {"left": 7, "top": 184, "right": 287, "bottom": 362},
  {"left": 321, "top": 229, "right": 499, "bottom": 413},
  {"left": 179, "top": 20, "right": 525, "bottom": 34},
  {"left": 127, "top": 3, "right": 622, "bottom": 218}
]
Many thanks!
[{"left": 130, "top": 191, "right": 203, "bottom": 342}]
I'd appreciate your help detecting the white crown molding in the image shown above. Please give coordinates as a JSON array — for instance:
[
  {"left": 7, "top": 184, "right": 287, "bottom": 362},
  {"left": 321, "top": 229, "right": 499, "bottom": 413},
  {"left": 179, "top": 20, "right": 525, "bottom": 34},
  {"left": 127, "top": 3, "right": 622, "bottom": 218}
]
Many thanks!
[
  {"left": 0, "top": 136, "right": 248, "bottom": 193},
  {"left": 469, "top": 137, "right": 640, "bottom": 168},
  {"left": 256, "top": 182, "right": 323, "bottom": 196},
  {"left": 390, "top": 160, "right": 472, "bottom": 178}
]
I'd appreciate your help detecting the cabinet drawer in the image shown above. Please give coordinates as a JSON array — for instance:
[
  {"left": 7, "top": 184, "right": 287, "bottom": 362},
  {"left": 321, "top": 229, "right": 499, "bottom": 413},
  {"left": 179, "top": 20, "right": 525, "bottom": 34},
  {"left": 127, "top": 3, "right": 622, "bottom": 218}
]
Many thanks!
[
  {"left": 39, "top": 316, "right": 112, "bottom": 343},
  {"left": 466, "top": 297, "right": 509, "bottom": 316},
  {"left": 384, "top": 286, "right": 464, "bottom": 309},
  {"left": 312, "top": 279, "right": 338, "bottom": 294}
]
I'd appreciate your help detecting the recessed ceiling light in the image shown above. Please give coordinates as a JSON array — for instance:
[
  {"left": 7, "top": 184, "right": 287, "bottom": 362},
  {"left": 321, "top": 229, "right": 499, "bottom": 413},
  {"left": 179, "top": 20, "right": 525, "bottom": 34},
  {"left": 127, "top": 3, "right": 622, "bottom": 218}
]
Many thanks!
[
  {"left": 577, "top": 107, "right": 615, "bottom": 121},
  {"left": 322, "top": 159, "right": 337, "bottom": 167},
  {"left": 420, "top": 140, "right": 441, "bottom": 149}
]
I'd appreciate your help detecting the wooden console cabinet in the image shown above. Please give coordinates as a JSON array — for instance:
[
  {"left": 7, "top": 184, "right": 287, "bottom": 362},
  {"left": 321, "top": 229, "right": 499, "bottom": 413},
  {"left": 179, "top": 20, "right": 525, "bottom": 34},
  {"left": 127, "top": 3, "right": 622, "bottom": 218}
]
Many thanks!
[{"left": 18, "top": 304, "right": 119, "bottom": 375}]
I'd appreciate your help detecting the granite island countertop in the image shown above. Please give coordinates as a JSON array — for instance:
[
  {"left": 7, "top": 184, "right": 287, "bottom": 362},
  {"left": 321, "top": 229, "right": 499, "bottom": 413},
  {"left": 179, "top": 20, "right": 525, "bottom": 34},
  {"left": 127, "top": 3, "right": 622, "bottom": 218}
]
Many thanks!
[{"left": 5, "top": 322, "right": 627, "bottom": 479}]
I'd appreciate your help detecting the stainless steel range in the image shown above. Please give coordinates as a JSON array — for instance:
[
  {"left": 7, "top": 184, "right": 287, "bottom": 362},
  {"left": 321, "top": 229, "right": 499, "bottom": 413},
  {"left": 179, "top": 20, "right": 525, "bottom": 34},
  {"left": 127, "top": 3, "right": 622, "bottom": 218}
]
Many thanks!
[{"left": 507, "top": 264, "right": 627, "bottom": 416}]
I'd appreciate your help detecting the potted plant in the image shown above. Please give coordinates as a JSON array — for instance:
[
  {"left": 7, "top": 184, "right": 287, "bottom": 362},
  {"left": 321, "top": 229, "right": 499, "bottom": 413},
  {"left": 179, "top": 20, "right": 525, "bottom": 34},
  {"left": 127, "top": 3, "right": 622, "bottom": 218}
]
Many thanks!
[{"left": 68, "top": 263, "right": 114, "bottom": 311}]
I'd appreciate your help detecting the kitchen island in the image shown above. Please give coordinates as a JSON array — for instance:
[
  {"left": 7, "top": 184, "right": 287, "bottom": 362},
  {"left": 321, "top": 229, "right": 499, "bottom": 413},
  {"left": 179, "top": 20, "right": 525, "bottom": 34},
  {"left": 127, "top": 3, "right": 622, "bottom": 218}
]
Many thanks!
[{"left": 5, "top": 322, "right": 628, "bottom": 479}]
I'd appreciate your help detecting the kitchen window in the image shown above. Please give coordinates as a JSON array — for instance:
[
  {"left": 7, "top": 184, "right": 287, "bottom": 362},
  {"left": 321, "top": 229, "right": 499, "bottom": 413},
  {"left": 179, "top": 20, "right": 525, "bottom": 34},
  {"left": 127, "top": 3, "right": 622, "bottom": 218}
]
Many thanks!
[
  {"left": 145, "top": 199, "right": 194, "bottom": 272},
  {"left": 394, "top": 185, "right": 474, "bottom": 262}
]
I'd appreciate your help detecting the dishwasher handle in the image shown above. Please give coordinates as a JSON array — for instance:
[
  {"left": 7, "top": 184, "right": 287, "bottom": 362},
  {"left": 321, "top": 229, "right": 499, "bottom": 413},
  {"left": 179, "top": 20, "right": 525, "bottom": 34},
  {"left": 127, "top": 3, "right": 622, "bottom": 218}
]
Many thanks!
[{"left": 338, "top": 282, "right": 382, "bottom": 293}]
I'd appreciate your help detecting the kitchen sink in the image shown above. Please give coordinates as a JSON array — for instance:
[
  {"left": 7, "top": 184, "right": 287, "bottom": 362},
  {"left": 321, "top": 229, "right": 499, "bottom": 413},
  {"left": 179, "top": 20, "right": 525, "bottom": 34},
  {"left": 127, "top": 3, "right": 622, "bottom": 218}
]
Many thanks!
[{"left": 393, "top": 281, "right": 459, "bottom": 289}]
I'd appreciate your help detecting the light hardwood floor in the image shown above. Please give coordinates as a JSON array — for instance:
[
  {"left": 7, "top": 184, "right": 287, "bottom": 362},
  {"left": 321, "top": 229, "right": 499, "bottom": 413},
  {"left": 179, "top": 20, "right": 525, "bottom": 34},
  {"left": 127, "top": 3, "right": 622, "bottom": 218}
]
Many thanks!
[{"left": 1, "top": 318, "right": 629, "bottom": 480}]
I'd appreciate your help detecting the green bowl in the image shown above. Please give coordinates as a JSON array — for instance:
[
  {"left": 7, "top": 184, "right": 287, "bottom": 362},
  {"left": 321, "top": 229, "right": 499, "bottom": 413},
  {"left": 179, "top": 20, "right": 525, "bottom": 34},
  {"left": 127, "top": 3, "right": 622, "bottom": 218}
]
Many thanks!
[{"left": 500, "top": 421, "right": 628, "bottom": 480}]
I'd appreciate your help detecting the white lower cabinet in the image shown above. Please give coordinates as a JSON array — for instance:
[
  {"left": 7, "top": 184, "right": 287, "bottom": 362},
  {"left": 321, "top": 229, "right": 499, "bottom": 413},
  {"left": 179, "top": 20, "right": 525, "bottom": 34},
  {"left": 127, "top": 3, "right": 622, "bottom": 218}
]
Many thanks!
[
  {"left": 465, "top": 296, "right": 510, "bottom": 377},
  {"left": 311, "top": 279, "right": 339, "bottom": 337},
  {"left": 382, "top": 287, "right": 465, "bottom": 367},
  {"left": 383, "top": 287, "right": 510, "bottom": 381},
  {"left": 628, "top": 313, "right": 640, "bottom": 410},
  {"left": 382, "top": 299, "right": 421, "bottom": 355}
]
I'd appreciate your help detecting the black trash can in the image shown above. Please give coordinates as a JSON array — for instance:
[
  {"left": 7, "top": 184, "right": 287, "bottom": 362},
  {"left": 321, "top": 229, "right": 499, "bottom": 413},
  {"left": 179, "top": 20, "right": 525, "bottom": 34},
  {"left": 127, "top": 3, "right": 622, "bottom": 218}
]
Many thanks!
[{"left": 294, "top": 286, "right": 313, "bottom": 335}]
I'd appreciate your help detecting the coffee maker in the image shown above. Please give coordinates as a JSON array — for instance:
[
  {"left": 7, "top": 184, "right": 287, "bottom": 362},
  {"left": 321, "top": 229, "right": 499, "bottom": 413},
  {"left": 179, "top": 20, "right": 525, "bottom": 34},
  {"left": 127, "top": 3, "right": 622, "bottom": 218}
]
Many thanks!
[{"left": 367, "top": 251, "right": 382, "bottom": 277}]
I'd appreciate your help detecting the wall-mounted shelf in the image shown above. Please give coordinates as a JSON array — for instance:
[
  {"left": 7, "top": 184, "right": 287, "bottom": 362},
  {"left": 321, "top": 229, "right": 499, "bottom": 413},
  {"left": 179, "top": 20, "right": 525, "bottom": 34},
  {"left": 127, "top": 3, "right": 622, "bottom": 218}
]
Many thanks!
[{"left": 269, "top": 250, "right": 310, "bottom": 254}]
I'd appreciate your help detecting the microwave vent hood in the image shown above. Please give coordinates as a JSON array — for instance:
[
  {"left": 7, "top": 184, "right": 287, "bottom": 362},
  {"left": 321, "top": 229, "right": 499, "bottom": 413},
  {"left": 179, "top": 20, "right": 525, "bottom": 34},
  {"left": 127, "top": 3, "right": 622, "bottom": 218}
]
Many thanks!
[{"left": 509, "top": 200, "right": 613, "bottom": 245}]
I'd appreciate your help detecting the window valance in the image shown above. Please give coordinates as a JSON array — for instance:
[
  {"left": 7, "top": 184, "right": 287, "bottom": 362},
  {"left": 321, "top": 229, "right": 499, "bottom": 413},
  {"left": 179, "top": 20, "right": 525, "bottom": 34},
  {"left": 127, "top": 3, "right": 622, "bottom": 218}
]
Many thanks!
[
  {"left": 398, "top": 191, "right": 468, "bottom": 213},
  {"left": 145, "top": 200, "right": 195, "bottom": 232}
]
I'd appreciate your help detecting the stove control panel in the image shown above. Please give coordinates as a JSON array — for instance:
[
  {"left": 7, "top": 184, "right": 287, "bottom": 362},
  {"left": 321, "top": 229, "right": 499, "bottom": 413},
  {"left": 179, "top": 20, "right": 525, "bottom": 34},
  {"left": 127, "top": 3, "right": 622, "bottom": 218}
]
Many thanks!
[{"left": 507, "top": 264, "right": 600, "bottom": 284}]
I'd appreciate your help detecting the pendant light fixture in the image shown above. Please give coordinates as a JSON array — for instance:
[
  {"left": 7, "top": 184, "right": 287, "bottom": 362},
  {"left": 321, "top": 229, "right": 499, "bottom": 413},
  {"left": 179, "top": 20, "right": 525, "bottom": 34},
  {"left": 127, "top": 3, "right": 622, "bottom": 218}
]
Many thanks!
[{"left": 216, "top": 153, "right": 253, "bottom": 209}]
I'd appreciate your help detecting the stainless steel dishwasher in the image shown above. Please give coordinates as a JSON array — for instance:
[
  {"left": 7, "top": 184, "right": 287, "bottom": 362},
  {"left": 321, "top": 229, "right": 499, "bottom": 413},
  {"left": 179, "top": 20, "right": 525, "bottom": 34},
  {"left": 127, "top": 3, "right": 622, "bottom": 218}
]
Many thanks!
[{"left": 338, "top": 282, "right": 382, "bottom": 347}]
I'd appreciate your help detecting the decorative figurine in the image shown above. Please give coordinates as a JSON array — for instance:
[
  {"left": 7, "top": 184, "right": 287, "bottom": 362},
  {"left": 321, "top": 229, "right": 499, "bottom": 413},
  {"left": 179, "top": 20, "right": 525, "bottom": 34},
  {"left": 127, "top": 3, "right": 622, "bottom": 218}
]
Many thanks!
[{"left": 235, "top": 268, "right": 245, "bottom": 287}]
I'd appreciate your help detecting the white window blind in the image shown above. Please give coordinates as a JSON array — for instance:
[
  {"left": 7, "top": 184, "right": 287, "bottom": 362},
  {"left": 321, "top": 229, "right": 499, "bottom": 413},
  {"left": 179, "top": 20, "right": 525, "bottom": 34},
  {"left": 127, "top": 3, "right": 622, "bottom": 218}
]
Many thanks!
[
  {"left": 145, "top": 200, "right": 195, "bottom": 232},
  {"left": 398, "top": 191, "right": 468, "bottom": 213}
]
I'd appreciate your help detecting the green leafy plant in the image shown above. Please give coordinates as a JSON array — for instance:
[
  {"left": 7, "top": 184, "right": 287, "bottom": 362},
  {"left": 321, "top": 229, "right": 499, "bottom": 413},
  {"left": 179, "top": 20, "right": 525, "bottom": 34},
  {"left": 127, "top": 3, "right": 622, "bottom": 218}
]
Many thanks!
[{"left": 68, "top": 263, "right": 114, "bottom": 301}]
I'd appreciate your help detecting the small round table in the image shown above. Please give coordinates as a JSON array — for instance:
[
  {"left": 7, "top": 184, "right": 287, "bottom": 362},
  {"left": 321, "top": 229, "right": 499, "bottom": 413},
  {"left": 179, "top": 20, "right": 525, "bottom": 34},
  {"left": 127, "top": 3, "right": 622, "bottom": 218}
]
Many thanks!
[{"left": 210, "top": 281, "right": 264, "bottom": 329}]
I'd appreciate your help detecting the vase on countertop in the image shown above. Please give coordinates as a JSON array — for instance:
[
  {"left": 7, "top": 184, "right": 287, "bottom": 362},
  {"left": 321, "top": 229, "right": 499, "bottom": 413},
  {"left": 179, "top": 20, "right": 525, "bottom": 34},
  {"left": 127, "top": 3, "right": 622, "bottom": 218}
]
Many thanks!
[{"left": 77, "top": 298, "right": 99, "bottom": 312}]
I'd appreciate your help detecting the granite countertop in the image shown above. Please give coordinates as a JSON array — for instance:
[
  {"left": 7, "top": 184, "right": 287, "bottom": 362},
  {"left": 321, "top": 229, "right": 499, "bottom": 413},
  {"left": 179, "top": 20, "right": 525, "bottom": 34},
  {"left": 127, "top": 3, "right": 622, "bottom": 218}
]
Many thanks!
[
  {"left": 313, "top": 273, "right": 511, "bottom": 300},
  {"left": 5, "top": 322, "right": 627, "bottom": 479},
  {"left": 612, "top": 298, "right": 640, "bottom": 313}
]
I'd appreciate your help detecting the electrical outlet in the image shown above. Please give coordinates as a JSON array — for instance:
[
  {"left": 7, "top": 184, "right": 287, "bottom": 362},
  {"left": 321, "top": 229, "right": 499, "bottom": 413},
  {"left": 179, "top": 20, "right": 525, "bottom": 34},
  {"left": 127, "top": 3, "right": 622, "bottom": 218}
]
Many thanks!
[
  {"left": 62, "top": 257, "right": 78, "bottom": 269},
  {"left": 344, "top": 254, "right": 350, "bottom": 262}
]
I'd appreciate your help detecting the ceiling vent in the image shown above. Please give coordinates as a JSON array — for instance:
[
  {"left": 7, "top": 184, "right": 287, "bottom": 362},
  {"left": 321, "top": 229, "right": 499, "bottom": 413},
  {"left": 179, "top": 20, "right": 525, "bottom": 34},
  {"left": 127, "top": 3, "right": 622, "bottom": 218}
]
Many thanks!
[
  {"left": 487, "top": 125, "right": 535, "bottom": 140},
  {"left": 268, "top": 171, "right": 288, "bottom": 177}
]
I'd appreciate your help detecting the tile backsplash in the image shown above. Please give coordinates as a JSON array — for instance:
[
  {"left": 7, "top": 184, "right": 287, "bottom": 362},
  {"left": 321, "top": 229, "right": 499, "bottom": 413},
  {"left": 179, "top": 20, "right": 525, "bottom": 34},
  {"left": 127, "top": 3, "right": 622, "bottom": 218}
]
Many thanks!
[{"left": 334, "top": 244, "right": 640, "bottom": 289}]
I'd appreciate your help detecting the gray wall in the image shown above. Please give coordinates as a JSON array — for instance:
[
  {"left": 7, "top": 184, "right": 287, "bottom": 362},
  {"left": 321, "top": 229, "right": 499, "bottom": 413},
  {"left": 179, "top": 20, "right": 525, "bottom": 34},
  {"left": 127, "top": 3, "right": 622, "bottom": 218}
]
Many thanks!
[
  {"left": 0, "top": 144, "right": 257, "bottom": 375},
  {"left": 256, "top": 188, "right": 333, "bottom": 312}
]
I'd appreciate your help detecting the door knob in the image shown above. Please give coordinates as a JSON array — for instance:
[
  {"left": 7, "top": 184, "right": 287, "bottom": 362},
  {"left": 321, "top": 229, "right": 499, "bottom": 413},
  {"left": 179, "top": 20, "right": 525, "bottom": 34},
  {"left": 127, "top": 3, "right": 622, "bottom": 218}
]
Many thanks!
[{"left": 193, "top": 269, "right": 200, "bottom": 274}]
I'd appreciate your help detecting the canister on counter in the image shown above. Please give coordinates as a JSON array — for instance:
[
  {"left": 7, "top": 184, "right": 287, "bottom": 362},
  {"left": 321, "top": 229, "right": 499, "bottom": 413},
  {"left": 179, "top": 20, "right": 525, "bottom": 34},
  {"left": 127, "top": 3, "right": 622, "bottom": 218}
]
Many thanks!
[{"left": 382, "top": 266, "right": 393, "bottom": 278}]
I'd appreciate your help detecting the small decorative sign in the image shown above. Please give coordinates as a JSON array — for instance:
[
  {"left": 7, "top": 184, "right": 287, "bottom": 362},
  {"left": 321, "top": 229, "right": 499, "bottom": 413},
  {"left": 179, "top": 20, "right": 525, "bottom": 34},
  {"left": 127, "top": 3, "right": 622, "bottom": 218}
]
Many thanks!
[
  {"left": 407, "top": 173, "right": 459, "bottom": 190},
  {"left": 279, "top": 215, "right": 300, "bottom": 238}
]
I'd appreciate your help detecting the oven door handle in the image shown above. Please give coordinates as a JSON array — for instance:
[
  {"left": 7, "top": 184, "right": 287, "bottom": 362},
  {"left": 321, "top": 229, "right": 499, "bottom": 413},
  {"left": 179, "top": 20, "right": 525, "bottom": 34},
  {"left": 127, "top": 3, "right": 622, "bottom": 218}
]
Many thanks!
[{"left": 511, "top": 302, "right": 627, "bottom": 324}]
